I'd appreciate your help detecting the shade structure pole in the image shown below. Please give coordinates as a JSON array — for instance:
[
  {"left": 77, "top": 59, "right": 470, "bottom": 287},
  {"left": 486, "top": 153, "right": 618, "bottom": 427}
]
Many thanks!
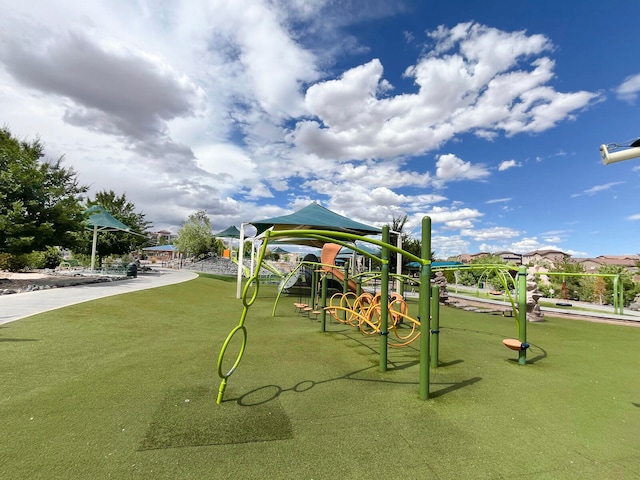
[
  {"left": 396, "top": 232, "right": 403, "bottom": 294},
  {"left": 90, "top": 225, "right": 98, "bottom": 272},
  {"left": 236, "top": 224, "right": 245, "bottom": 299},
  {"left": 250, "top": 239, "right": 255, "bottom": 277}
]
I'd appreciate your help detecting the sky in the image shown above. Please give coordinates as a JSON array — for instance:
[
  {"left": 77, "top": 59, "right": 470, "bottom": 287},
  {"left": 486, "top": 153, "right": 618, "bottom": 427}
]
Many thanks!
[{"left": 1, "top": 0, "right": 639, "bottom": 259}]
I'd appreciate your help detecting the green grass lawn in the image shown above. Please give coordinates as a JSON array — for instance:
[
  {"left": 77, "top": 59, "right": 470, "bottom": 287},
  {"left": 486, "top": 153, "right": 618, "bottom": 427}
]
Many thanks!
[{"left": 1, "top": 276, "right": 639, "bottom": 479}]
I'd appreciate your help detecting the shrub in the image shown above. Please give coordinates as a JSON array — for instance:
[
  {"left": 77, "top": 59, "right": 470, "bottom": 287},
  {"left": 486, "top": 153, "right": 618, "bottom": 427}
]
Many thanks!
[
  {"left": 42, "top": 247, "right": 63, "bottom": 269},
  {"left": 0, "top": 253, "right": 27, "bottom": 271}
]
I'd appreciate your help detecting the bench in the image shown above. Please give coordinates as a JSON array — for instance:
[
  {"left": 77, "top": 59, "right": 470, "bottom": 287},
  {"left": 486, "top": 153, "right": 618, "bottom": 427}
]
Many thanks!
[{"left": 59, "top": 259, "right": 82, "bottom": 270}]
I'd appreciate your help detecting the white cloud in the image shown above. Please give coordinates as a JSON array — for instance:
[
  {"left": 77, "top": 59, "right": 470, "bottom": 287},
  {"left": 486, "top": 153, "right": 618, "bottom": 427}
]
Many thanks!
[
  {"left": 336, "top": 160, "right": 432, "bottom": 188},
  {"left": 571, "top": 181, "right": 625, "bottom": 197},
  {"left": 424, "top": 206, "right": 484, "bottom": 225},
  {"left": 615, "top": 73, "right": 640, "bottom": 103},
  {"left": 288, "top": 22, "right": 599, "bottom": 161},
  {"left": 627, "top": 214, "right": 640, "bottom": 221},
  {"left": 461, "top": 226, "right": 521, "bottom": 241},
  {"left": 431, "top": 235, "right": 470, "bottom": 258},
  {"left": 0, "top": 3, "right": 606, "bottom": 249},
  {"left": 498, "top": 160, "right": 521, "bottom": 171},
  {"left": 440, "top": 219, "right": 475, "bottom": 230},
  {"left": 435, "top": 154, "right": 490, "bottom": 183},
  {"left": 485, "top": 197, "right": 511, "bottom": 204}
]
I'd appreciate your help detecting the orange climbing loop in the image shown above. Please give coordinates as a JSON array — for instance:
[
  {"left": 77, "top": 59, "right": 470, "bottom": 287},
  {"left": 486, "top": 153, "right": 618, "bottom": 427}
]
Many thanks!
[{"left": 326, "top": 291, "right": 421, "bottom": 347}]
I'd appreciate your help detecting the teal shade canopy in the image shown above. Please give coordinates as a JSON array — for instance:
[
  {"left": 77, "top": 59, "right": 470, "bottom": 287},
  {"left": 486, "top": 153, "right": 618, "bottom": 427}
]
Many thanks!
[
  {"left": 251, "top": 203, "right": 381, "bottom": 236},
  {"left": 86, "top": 205, "right": 134, "bottom": 232},
  {"left": 213, "top": 225, "right": 242, "bottom": 238}
]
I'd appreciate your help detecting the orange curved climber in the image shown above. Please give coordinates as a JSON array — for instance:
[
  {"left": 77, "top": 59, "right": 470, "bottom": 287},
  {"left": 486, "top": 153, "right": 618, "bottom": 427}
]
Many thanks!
[{"left": 320, "top": 243, "right": 358, "bottom": 292}]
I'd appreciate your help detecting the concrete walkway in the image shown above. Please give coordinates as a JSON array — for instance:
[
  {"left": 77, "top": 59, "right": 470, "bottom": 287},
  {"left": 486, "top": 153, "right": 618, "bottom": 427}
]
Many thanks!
[
  {"left": 447, "top": 291, "right": 640, "bottom": 324},
  {"left": 0, "top": 268, "right": 198, "bottom": 325}
]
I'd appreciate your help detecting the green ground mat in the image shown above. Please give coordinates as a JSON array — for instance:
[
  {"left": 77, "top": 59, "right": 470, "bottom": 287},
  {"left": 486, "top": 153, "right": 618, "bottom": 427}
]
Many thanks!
[{"left": 140, "top": 386, "right": 293, "bottom": 450}]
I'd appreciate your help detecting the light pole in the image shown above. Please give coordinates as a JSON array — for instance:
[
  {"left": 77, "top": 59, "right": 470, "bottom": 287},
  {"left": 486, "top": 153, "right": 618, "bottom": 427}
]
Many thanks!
[{"left": 600, "top": 138, "right": 640, "bottom": 165}]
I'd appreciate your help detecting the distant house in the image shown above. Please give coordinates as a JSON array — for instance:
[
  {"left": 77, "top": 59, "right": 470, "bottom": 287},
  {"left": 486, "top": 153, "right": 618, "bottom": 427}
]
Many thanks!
[
  {"left": 454, "top": 250, "right": 639, "bottom": 274},
  {"left": 142, "top": 244, "right": 179, "bottom": 263},
  {"left": 454, "top": 251, "right": 523, "bottom": 264},
  {"left": 574, "top": 258, "right": 605, "bottom": 272},
  {"left": 455, "top": 252, "right": 490, "bottom": 263},
  {"left": 522, "top": 250, "right": 570, "bottom": 268},
  {"left": 574, "top": 255, "right": 639, "bottom": 273},
  {"left": 148, "top": 230, "right": 177, "bottom": 246},
  {"left": 493, "top": 251, "right": 524, "bottom": 264}
]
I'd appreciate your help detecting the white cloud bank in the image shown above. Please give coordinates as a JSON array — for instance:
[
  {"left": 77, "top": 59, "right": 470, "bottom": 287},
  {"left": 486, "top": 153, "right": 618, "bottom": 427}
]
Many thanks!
[{"left": 0, "top": 2, "right": 601, "bottom": 256}]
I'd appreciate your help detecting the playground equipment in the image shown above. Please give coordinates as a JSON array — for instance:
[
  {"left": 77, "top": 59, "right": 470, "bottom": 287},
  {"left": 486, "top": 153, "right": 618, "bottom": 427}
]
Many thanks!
[
  {"left": 320, "top": 243, "right": 358, "bottom": 292},
  {"left": 218, "top": 221, "right": 436, "bottom": 403},
  {"left": 529, "top": 271, "right": 626, "bottom": 315},
  {"left": 216, "top": 218, "right": 530, "bottom": 405},
  {"left": 326, "top": 291, "right": 421, "bottom": 347},
  {"left": 272, "top": 249, "right": 356, "bottom": 317}
]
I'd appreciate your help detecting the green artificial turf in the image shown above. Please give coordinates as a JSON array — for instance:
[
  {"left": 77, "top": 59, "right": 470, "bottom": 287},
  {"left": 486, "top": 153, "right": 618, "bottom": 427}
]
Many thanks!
[
  {"left": 140, "top": 386, "right": 293, "bottom": 449},
  {"left": 1, "top": 276, "right": 639, "bottom": 479}
]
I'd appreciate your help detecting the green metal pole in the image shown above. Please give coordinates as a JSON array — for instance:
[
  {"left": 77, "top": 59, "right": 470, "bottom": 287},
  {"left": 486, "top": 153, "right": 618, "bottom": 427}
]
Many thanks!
[
  {"left": 517, "top": 266, "right": 527, "bottom": 365},
  {"left": 320, "top": 274, "right": 328, "bottom": 332},
  {"left": 310, "top": 268, "right": 318, "bottom": 309},
  {"left": 419, "top": 217, "right": 432, "bottom": 400},
  {"left": 342, "top": 263, "right": 349, "bottom": 295},
  {"left": 356, "top": 277, "right": 362, "bottom": 296},
  {"left": 379, "top": 225, "right": 390, "bottom": 372},
  {"left": 613, "top": 275, "right": 619, "bottom": 315},
  {"left": 619, "top": 276, "right": 624, "bottom": 316},
  {"left": 430, "top": 285, "right": 440, "bottom": 369}
]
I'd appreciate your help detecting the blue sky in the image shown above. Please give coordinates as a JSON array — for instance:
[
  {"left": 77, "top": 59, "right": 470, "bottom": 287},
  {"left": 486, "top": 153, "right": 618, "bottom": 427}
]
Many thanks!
[{"left": 1, "top": 0, "right": 639, "bottom": 258}]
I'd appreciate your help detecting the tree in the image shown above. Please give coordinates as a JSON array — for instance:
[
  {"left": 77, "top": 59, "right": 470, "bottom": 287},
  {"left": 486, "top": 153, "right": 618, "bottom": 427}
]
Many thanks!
[
  {"left": 593, "top": 276, "right": 607, "bottom": 305},
  {"left": 75, "top": 190, "right": 152, "bottom": 265},
  {"left": 242, "top": 240, "right": 250, "bottom": 257},
  {"left": 457, "top": 254, "right": 508, "bottom": 288},
  {"left": 551, "top": 260, "right": 584, "bottom": 300},
  {"left": 389, "top": 214, "right": 432, "bottom": 274},
  {"left": 0, "top": 127, "right": 88, "bottom": 256},
  {"left": 597, "top": 265, "right": 639, "bottom": 306},
  {"left": 174, "top": 211, "right": 214, "bottom": 258}
]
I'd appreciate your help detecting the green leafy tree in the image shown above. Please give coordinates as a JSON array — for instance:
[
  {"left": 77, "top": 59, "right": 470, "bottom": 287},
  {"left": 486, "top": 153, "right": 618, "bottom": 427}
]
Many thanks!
[
  {"left": 75, "top": 190, "right": 152, "bottom": 266},
  {"left": 212, "top": 238, "right": 224, "bottom": 256},
  {"left": 175, "top": 211, "right": 214, "bottom": 258},
  {"left": 243, "top": 240, "right": 253, "bottom": 258},
  {"left": 0, "top": 127, "right": 87, "bottom": 258},
  {"left": 457, "top": 254, "right": 508, "bottom": 288},
  {"left": 389, "top": 214, "right": 431, "bottom": 274},
  {"left": 597, "top": 265, "right": 639, "bottom": 306},
  {"left": 550, "top": 260, "right": 584, "bottom": 300}
]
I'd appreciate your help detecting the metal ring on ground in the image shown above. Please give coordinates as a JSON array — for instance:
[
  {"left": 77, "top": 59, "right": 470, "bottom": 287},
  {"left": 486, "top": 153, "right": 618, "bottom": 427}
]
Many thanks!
[{"left": 217, "top": 324, "right": 248, "bottom": 379}]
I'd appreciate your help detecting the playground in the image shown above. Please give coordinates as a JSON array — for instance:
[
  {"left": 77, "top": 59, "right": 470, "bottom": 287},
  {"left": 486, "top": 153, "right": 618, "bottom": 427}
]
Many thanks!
[
  {"left": 3, "top": 202, "right": 640, "bottom": 478},
  {"left": 1, "top": 274, "right": 639, "bottom": 479},
  {"left": 217, "top": 212, "right": 537, "bottom": 406}
]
